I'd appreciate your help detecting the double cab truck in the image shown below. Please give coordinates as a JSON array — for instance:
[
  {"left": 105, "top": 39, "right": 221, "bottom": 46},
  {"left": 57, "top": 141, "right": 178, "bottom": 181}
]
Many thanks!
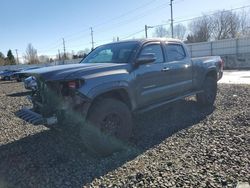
[{"left": 17, "top": 38, "right": 223, "bottom": 155}]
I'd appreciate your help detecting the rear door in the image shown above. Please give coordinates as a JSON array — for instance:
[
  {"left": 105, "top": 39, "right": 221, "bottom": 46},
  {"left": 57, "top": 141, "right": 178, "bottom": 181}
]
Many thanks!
[
  {"left": 163, "top": 42, "right": 193, "bottom": 96},
  {"left": 134, "top": 42, "right": 172, "bottom": 107}
]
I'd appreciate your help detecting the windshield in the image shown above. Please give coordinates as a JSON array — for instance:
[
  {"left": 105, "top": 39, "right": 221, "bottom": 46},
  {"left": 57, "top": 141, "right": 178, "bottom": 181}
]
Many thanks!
[{"left": 81, "top": 42, "right": 139, "bottom": 64}]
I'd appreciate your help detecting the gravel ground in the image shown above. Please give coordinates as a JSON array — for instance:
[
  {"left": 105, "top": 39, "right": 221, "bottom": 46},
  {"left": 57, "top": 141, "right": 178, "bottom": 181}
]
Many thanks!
[{"left": 0, "top": 81, "right": 249, "bottom": 188}]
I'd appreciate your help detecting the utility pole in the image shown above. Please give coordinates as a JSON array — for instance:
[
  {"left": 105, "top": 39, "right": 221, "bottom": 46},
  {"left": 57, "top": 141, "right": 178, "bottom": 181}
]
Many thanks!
[
  {"left": 15, "top": 49, "right": 19, "bottom": 64},
  {"left": 170, "top": 0, "right": 174, "bottom": 38},
  {"left": 58, "top": 49, "right": 61, "bottom": 61},
  {"left": 145, "top": 25, "right": 154, "bottom": 38},
  {"left": 145, "top": 25, "right": 148, "bottom": 38},
  {"left": 62, "top": 38, "right": 66, "bottom": 64},
  {"left": 90, "top": 27, "right": 94, "bottom": 50}
]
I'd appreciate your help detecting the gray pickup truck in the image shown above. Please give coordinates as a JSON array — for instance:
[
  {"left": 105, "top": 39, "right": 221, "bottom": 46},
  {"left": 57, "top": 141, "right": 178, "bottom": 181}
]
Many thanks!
[{"left": 17, "top": 38, "right": 223, "bottom": 155}]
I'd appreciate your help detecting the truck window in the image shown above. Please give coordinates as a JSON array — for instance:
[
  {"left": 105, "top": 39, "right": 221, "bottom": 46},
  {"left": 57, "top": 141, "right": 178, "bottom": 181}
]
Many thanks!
[
  {"left": 165, "top": 43, "right": 186, "bottom": 61},
  {"left": 139, "top": 44, "right": 164, "bottom": 63},
  {"left": 94, "top": 49, "right": 113, "bottom": 62},
  {"left": 82, "top": 42, "right": 139, "bottom": 64}
]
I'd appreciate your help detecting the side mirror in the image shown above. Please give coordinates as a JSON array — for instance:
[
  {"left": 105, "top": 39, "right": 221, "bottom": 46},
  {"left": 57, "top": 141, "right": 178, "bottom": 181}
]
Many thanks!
[{"left": 136, "top": 53, "right": 156, "bottom": 65}]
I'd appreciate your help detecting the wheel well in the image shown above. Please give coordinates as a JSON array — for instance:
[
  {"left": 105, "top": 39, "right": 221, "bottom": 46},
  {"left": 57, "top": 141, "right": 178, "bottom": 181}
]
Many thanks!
[
  {"left": 206, "top": 70, "right": 217, "bottom": 80},
  {"left": 89, "top": 89, "right": 132, "bottom": 111}
]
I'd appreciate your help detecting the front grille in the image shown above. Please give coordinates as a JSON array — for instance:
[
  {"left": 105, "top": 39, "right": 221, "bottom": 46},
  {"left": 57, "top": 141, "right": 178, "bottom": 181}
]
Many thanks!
[{"left": 32, "top": 79, "right": 61, "bottom": 117}]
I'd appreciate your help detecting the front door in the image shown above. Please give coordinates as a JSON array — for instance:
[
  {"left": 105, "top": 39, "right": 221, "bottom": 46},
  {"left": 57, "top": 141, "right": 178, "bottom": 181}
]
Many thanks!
[{"left": 134, "top": 42, "right": 172, "bottom": 107}]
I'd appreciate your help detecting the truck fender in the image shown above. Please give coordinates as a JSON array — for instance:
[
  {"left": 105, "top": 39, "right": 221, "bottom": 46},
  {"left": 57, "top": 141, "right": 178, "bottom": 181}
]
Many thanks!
[{"left": 86, "top": 81, "right": 136, "bottom": 110}]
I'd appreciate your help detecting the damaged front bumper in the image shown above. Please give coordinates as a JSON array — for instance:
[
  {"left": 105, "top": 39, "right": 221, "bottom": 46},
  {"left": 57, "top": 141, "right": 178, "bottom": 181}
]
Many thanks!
[
  {"left": 16, "top": 94, "right": 91, "bottom": 126},
  {"left": 16, "top": 77, "right": 92, "bottom": 126}
]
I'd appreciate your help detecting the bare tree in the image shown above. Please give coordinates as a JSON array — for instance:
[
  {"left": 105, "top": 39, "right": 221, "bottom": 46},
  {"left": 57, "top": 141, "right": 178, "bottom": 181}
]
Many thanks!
[
  {"left": 186, "top": 9, "right": 250, "bottom": 43},
  {"left": 24, "top": 43, "right": 39, "bottom": 64},
  {"left": 153, "top": 26, "right": 169, "bottom": 37},
  {"left": 187, "top": 15, "right": 212, "bottom": 43},
  {"left": 39, "top": 55, "right": 50, "bottom": 64},
  {"left": 78, "top": 48, "right": 90, "bottom": 56},
  {"left": 210, "top": 10, "right": 240, "bottom": 40},
  {"left": 238, "top": 9, "right": 250, "bottom": 37},
  {"left": 173, "top": 24, "right": 186, "bottom": 40}
]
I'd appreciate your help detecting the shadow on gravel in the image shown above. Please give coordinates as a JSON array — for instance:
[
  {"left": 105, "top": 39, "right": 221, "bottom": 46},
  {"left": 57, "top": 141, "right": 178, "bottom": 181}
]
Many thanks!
[
  {"left": 0, "top": 99, "right": 214, "bottom": 188},
  {"left": 7, "top": 91, "right": 32, "bottom": 97}
]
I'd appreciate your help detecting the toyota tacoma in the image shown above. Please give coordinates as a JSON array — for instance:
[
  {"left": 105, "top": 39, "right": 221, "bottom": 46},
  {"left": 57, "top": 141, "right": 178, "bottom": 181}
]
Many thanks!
[{"left": 16, "top": 38, "right": 223, "bottom": 155}]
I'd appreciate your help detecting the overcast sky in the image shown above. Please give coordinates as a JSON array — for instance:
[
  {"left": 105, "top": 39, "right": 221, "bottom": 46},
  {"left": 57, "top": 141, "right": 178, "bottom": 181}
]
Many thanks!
[{"left": 0, "top": 0, "right": 249, "bottom": 59}]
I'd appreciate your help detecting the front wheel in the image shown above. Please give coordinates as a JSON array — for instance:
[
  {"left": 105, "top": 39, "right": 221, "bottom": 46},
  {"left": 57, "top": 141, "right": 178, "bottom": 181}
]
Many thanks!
[
  {"left": 80, "top": 98, "right": 133, "bottom": 157},
  {"left": 196, "top": 76, "right": 217, "bottom": 106},
  {"left": 4, "top": 76, "right": 10, "bottom": 81}
]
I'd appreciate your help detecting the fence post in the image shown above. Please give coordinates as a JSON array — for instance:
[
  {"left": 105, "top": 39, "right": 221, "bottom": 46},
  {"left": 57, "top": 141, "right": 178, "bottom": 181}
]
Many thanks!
[
  {"left": 210, "top": 41, "right": 213, "bottom": 56},
  {"left": 236, "top": 37, "right": 239, "bottom": 56},
  {"left": 190, "top": 45, "right": 192, "bottom": 57}
]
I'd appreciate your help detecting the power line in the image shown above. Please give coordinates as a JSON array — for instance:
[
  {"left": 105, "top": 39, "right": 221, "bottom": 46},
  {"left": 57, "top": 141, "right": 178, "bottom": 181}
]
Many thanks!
[
  {"left": 174, "top": 4, "right": 250, "bottom": 24},
  {"left": 63, "top": 0, "right": 159, "bottom": 41},
  {"left": 94, "top": 2, "right": 169, "bottom": 34},
  {"left": 34, "top": 0, "right": 165, "bottom": 52},
  {"left": 147, "top": 4, "right": 250, "bottom": 29},
  {"left": 173, "top": 0, "right": 184, "bottom": 4},
  {"left": 38, "top": 39, "right": 62, "bottom": 52},
  {"left": 93, "top": 0, "right": 159, "bottom": 29},
  {"left": 120, "top": 29, "right": 145, "bottom": 40},
  {"left": 37, "top": 3, "right": 250, "bottom": 55},
  {"left": 64, "top": 2, "right": 168, "bottom": 45},
  {"left": 122, "top": 4, "right": 250, "bottom": 40}
]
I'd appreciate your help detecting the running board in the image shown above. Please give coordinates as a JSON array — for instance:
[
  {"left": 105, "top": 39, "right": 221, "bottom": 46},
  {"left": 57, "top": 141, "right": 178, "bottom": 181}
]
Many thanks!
[{"left": 136, "top": 90, "right": 203, "bottom": 114}]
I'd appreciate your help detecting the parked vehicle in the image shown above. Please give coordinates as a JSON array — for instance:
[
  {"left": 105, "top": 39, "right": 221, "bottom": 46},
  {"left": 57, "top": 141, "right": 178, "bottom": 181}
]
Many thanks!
[
  {"left": 17, "top": 38, "right": 223, "bottom": 155},
  {"left": 13, "top": 66, "right": 41, "bottom": 82},
  {"left": 0, "top": 70, "right": 18, "bottom": 81}
]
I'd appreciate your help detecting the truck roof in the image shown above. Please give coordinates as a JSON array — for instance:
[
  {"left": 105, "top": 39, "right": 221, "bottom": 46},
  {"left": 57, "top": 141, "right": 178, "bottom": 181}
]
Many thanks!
[{"left": 105, "top": 38, "right": 183, "bottom": 46}]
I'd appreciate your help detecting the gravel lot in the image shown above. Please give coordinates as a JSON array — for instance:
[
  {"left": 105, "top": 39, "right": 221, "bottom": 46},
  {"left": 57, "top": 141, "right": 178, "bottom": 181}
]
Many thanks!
[{"left": 0, "top": 81, "right": 249, "bottom": 188}]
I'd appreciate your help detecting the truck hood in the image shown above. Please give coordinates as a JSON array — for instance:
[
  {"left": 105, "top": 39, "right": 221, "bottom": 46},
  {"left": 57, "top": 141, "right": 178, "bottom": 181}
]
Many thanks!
[{"left": 23, "top": 63, "right": 130, "bottom": 81}]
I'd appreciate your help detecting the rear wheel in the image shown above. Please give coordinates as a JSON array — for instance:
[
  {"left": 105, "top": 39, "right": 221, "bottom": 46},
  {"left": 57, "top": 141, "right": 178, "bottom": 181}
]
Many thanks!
[
  {"left": 80, "top": 98, "right": 133, "bottom": 157},
  {"left": 196, "top": 76, "right": 217, "bottom": 106}
]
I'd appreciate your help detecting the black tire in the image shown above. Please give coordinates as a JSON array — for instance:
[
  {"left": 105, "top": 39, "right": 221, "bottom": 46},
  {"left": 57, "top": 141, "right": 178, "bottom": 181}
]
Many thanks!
[
  {"left": 80, "top": 98, "right": 133, "bottom": 157},
  {"left": 196, "top": 76, "right": 217, "bottom": 106},
  {"left": 4, "top": 76, "right": 10, "bottom": 81}
]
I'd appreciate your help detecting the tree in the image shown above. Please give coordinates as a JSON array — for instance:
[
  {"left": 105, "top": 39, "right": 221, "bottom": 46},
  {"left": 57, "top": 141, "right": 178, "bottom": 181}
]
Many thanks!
[
  {"left": 24, "top": 43, "right": 39, "bottom": 64},
  {"left": 173, "top": 24, "right": 186, "bottom": 40},
  {"left": 153, "top": 26, "right": 169, "bottom": 37},
  {"left": 6, "top": 50, "right": 16, "bottom": 65},
  {"left": 75, "top": 48, "right": 90, "bottom": 59}
]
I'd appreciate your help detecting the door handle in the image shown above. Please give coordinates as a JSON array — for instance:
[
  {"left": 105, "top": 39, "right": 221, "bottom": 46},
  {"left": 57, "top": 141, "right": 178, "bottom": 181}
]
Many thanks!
[{"left": 161, "top": 67, "right": 170, "bottom": 72}]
